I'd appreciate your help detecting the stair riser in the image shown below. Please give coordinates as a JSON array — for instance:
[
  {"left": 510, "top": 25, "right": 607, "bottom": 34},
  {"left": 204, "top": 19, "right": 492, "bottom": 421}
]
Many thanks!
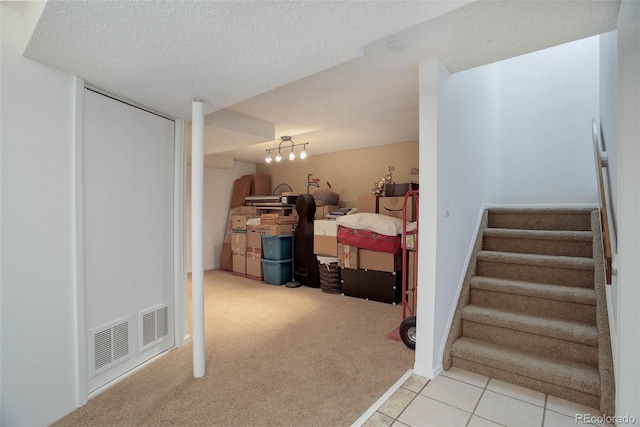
[
  {"left": 477, "top": 260, "right": 594, "bottom": 288},
  {"left": 462, "top": 321, "right": 598, "bottom": 367},
  {"left": 488, "top": 213, "right": 592, "bottom": 231},
  {"left": 470, "top": 289, "right": 596, "bottom": 324},
  {"left": 449, "top": 358, "right": 600, "bottom": 410},
  {"left": 483, "top": 236, "right": 592, "bottom": 258}
]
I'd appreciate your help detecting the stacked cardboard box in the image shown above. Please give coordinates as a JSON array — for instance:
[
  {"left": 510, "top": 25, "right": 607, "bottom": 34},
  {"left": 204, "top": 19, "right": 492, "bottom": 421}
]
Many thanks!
[
  {"left": 313, "top": 220, "right": 338, "bottom": 257},
  {"left": 230, "top": 207, "right": 260, "bottom": 277},
  {"left": 356, "top": 195, "right": 415, "bottom": 221},
  {"left": 314, "top": 205, "right": 339, "bottom": 220},
  {"left": 261, "top": 213, "right": 299, "bottom": 225},
  {"left": 246, "top": 226, "right": 263, "bottom": 280},
  {"left": 337, "top": 244, "right": 401, "bottom": 273},
  {"left": 338, "top": 195, "right": 413, "bottom": 304}
]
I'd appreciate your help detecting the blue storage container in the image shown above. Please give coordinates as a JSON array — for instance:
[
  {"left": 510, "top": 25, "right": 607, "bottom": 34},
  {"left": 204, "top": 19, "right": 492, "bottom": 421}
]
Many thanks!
[
  {"left": 261, "top": 259, "right": 292, "bottom": 285},
  {"left": 261, "top": 234, "right": 293, "bottom": 260}
]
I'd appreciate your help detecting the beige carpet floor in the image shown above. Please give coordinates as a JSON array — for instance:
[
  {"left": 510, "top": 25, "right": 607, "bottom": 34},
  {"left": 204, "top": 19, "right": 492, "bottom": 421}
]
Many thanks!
[{"left": 53, "top": 270, "right": 413, "bottom": 427}]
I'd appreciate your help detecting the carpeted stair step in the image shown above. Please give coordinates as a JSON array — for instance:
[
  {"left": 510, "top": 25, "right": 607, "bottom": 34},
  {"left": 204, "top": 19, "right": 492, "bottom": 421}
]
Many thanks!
[
  {"left": 461, "top": 305, "right": 598, "bottom": 346},
  {"left": 487, "top": 208, "right": 594, "bottom": 231},
  {"left": 469, "top": 276, "right": 596, "bottom": 324},
  {"left": 451, "top": 337, "right": 600, "bottom": 409},
  {"left": 462, "top": 321, "right": 599, "bottom": 367},
  {"left": 476, "top": 251, "right": 594, "bottom": 288},
  {"left": 483, "top": 228, "right": 593, "bottom": 258}
]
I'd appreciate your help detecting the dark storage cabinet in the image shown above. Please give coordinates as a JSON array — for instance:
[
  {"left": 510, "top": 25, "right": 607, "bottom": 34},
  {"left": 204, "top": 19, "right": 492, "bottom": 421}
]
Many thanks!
[{"left": 341, "top": 268, "right": 402, "bottom": 304}]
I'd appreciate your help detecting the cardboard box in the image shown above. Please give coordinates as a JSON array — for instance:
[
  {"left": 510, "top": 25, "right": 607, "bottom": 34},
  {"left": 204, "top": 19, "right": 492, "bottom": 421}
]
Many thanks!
[
  {"left": 261, "top": 213, "right": 299, "bottom": 225},
  {"left": 314, "top": 220, "right": 338, "bottom": 236},
  {"left": 341, "top": 268, "right": 401, "bottom": 304},
  {"left": 359, "top": 249, "right": 401, "bottom": 273},
  {"left": 246, "top": 225, "right": 262, "bottom": 249},
  {"left": 251, "top": 174, "right": 271, "bottom": 196},
  {"left": 314, "top": 204, "right": 340, "bottom": 220},
  {"left": 231, "top": 232, "right": 247, "bottom": 253},
  {"left": 313, "top": 220, "right": 338, "bottom": 256},
  {"left": 232, "top": 215, "right": 258, "bottom": 231},
  {"left": 384, "top": 182, "right": 419, "bottom": 197},
  {"left": 256, "top": 224, "right": 294, "bottom": 236},
  {"left": 232, "top": 251, "right": 246, "bottom": 277},
  {"left": 314, "top": 235, "right": 338, "bottom": 256},
  {"left": 357, "top": 196, "right": 378, "bottom": 214},
  {"left": 246, "top": 248, "right": 263, "bottom": 280},
  {"left": 238, "top": 206, "right": 258, "bottom": 215},
  {"left": 338, "top": 243, "right": 358, "bottom": 269},
  {"left": 378, "top": 197, "right": 414, "bottom": 221}
]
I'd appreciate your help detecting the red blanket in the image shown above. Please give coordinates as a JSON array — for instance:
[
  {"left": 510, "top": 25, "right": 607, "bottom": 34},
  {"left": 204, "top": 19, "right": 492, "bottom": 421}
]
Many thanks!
[{"left": 337, "top": 226, "right": 401, "bottom": 254}]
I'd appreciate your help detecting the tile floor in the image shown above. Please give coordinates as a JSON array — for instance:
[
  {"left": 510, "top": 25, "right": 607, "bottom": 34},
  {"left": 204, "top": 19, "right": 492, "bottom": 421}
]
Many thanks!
[{"left": 359, "top": 368, "right": 612, "bottom": 427}]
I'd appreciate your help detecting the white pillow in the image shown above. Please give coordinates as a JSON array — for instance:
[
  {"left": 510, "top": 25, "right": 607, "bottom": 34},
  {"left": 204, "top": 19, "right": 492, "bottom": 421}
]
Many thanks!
[{"left": 335, "top": 213, "right": 403, "bottom": 236}]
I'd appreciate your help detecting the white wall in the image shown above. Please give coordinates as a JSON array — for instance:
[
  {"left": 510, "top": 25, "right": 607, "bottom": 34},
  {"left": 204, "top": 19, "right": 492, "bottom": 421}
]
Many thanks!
[
  {"left": 598, "top": 30, "right": 619, "bottom": 365},
  {"left": 499, "top": 36, "right": 600, "bottom": 204},
  {"left": 615, "top": 0, "right": 640, "bottom": 421},
  {"left": 186, "top": 162, "right": 256, "bottom": 271},
  {"left": 1, "top": 6, "right": 78, "bottom": 425},
  {"left": 434, "top": 62, "right": 501, "bottom": 367},
  {"left": 415, "top": 59, "right": 501, "bottom": 377}
]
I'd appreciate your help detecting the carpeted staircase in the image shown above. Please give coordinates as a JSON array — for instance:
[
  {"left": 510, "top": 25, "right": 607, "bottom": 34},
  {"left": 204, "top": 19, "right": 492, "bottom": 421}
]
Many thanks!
[{"left": 443, "top": 207, "right": 615, "bottom": 415}]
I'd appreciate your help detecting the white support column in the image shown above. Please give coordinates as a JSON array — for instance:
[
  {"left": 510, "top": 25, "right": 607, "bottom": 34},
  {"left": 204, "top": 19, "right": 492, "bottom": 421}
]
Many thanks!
[{"left": 191, "top": 99, "right": 205, "bottom": 378}]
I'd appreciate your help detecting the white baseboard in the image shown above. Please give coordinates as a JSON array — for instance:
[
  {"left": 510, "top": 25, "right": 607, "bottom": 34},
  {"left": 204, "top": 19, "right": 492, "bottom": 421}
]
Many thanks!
[
  {"left": 187, "top": 265, "right": 216, "bottom": 274},
  {"left": 351, "top": 369, "right": 414, "bottom": 427},
  {"left": 413, "top": 362, "right": 442, "bottom": 380},
  {"left": 182, "top": 334, "right": 192, "bottom": 346}
]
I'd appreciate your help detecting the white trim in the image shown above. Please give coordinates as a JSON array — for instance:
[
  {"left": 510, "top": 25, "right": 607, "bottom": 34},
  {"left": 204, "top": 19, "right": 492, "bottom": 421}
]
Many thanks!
[
  {"left": 73, "top": 76, "right": 88, "bottom": 407},
  {"left": 481, "top": 202, "right": 599, "bottom": 209},
  {"left": 606, "top": 281, "right": 618, "bottom": 374},
  {"left": 87, "top": 348, "right": 173, "bottom": 400},
  {"left": 437, "top": 204, "right": 487, "bottom": 363},
  {"left": 84, "top": 85, "right": 173, "bottom": 121},
  {"left": 173, "top": 119, "right": 187, "bottom": 348},
  {"left": 350, "top": 369, "right": 414, "bottom": 427},
  {"left": 413, "top": 362, "right": 442, "bottom": 380}
]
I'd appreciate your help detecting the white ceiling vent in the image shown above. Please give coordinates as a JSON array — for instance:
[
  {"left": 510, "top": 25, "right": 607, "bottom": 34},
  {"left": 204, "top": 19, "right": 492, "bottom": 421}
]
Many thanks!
[
  {"left": 385, "top": 40, "right": 405, "bottom": 53},
  {"left": 89, "top": 317, "right": 131, "bottom": 377},
  {"left": 140, "top": 304, "right": 170, "bottom": 352}
]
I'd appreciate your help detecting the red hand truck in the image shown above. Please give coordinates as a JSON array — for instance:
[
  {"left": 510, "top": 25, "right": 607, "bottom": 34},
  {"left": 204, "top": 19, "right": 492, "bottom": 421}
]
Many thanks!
[{"left": 400, "top": 190, "right": 418, "bottom": 349}]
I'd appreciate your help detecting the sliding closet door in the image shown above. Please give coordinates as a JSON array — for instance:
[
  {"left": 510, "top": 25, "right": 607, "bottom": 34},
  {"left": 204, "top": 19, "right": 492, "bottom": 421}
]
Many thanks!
[{"left": 84, "top": 90, "right": 175, "bottom": 392}]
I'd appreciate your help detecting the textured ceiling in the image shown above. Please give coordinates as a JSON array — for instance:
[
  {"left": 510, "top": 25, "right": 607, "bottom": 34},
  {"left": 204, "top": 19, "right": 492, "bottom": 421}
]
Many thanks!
[
  {"left": 24, "top": 0, "right": 469, "bottom": 119},
  {"left": 23, "top": 0, "right": 620, "bottom": 165}
]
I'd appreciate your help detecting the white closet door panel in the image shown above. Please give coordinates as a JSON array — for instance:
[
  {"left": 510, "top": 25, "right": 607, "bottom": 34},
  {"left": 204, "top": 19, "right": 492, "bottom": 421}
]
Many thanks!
[
  {"left": 133, "top": 109, "right": 175, "bottom": 350},
  {"left": 84, "top": 91, "right": 136, "bottom": 328}
]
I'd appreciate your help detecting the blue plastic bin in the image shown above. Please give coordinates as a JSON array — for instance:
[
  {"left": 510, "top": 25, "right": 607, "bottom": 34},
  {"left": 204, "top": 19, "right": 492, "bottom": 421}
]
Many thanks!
[
  {"left": 261, "top": 234, "right": 293, "bottom": 260},
  {"left": 261, "top": 259, "right": 293, "bottom": 285}
]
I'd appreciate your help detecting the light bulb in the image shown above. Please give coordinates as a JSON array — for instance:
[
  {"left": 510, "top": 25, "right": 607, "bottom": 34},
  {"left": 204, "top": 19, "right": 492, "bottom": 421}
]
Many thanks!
[
  {"left": 289, "top": 149, "right": 295, "bottom": 160},
  {"left": 265, "top": 152, "right": 272, "bottom": 163},
  {"left": 300, "top": 146, "right": 307, "bottom": 159},
  {"left": 275, "top": 151, "right": 282, "bottom": 162}
]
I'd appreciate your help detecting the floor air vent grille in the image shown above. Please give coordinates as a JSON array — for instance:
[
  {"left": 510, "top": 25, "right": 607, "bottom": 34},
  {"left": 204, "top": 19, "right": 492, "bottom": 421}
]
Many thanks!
[
  {"left": 140, "top": 304, "right": 170, "bottom": 351},
  {"left": 90, "top": 317, "right": 131, "bottom": 377}
]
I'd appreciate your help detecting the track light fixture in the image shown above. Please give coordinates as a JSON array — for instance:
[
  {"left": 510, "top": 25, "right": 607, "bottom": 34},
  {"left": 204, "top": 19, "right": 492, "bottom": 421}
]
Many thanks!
[{"left": 264, "top": 136, "right": 309, "bottom": 164}]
